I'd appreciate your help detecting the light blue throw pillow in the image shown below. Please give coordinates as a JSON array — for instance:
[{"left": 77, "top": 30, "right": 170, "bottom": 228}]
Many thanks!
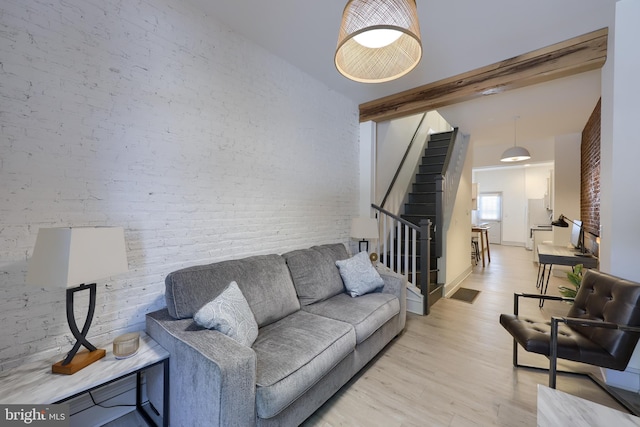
[
  {"left": 335, "top": 251, "right": 385, "bottom": 297},
  {"left": 193, "top": 281, "right": 259, "bottom": 347}
]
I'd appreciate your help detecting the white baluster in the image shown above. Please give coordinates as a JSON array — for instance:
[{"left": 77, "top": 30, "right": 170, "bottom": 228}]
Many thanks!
[{"left": 411, "top": 227, "right": 417, "bottom": 286}]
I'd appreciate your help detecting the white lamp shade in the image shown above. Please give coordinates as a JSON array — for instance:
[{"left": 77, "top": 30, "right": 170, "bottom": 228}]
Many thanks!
[
  {"left": 26, "top": 227, "right": 129, "bottom": 288},
  {"left": 500, "top": 146, "right": 531, "bottom": 162},
  {"left": 350, "top": 218, "right": 379, "bottom": 239}
]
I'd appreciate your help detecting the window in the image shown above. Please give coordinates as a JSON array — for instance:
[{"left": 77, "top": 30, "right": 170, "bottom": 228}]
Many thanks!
[{"left": 478, "top": 193, "right": 501, "bottom": 221}]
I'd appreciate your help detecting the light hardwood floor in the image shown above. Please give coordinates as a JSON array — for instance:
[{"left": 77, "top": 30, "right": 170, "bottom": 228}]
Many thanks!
[{"left": 303, "top": 245, "right": 628, "bottom": 427}]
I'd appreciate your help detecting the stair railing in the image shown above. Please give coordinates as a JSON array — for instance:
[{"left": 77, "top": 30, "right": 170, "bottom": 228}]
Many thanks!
[{"left": 372, "top": 204, "right": 432, "bottom": 315}]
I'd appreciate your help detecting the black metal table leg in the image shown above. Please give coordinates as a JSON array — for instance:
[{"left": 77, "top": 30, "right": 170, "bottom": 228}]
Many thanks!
[
  {"left": 163, "top": 358, "right": 169, "bottom": 427},
  {"left": 136, "top": 359, "right": 169, "bottom": 427},
  {"left": 539, "top": 264, "right": 554, "bottom": 307}
]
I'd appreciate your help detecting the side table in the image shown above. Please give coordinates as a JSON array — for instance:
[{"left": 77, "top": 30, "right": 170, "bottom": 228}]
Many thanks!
[{"left": 0, "top": 331, "right": 169, "bottom": 427}]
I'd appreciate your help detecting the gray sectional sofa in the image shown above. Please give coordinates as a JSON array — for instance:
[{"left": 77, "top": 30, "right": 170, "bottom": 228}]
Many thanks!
[{"left": 146, "top": 243, "right": 406, "bottom": 426}]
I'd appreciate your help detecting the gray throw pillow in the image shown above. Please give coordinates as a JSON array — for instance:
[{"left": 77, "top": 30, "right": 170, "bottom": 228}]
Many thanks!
[
  {"left": 335, "top": 251, "right": 385, "bottom": 297},
  {"left": 193, "top": 281, "right": 259, "bottom": 347}
]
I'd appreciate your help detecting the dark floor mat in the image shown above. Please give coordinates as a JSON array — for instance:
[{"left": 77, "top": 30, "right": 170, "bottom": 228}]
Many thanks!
[{"left": 450, "top": 288, "right": 480, "bottom": 304}]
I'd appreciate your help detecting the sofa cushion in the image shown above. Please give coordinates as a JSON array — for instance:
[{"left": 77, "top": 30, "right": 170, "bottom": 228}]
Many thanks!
[
  {"left": 302, "top": 292, "right": 399, "bottom": 344},
  {"left": 193, "top": 281, "right": 259, "bottom": 347},
  {"left": 310, "top": 243, "right": 350, "bottom": 264},
  {"left": 253, "top": 310, "right": 355, "bottom": 419},
  {"left": 335, "top": 251, "right": 385, "bottom": 297},
  {"left": 165, "top": 254, "right": 300, "bottom": 328},
  {"left": 283, "top": 244, "right": 348, "bottom": 306}
]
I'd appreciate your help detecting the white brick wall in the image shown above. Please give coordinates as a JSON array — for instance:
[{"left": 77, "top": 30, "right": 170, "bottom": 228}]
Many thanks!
[{"left": 0, "top": 0, "right": 359, "bottom": 371}]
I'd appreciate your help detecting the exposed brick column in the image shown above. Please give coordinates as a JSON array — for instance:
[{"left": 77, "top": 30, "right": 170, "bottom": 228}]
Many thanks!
[{"left": 581, "top": 98, "right": 601, "bottom": 237}]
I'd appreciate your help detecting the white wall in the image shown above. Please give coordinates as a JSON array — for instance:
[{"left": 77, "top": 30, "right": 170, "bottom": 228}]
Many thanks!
[
  {"left": 444, "top": 137, "right": 473, "bottom": 294},
  {"left": 597, "top": 0, "right": 640, "bottom": 388},
  {"left": 359, "top": 121, "right": 376, "bottom": 217},
  {"left": 601, "top": 0, "right": 640, "bottom": 281},
  {"left": 552, "top": 134, "right": 581, "bottom": 246},
  {"left": 0, "top": 0, "right": 359, "bottom": 371},
  {"left": 375, "top": 114, "right": 424, "bottom": 207},
  {"left": 375, "top": 111, "right": 453, "bottom": 212}
]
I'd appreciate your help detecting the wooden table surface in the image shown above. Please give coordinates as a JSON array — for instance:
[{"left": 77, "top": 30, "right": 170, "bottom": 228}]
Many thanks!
[{"left": 537, "top": 244, "right": 599, "bottom": 269}]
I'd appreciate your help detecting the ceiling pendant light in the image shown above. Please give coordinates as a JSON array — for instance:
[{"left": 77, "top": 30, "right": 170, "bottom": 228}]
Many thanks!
[
  {"left": 335, "top": 0, "right": 423, "bottom": 83},
  {"left": 500, "top": 116, "right": 531, "bottom": 162}
]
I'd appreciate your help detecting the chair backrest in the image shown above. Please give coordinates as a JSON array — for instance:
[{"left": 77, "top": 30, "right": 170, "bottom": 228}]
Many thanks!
[{"left": 567, "top": 269, "right": 640, "bottom": 369}]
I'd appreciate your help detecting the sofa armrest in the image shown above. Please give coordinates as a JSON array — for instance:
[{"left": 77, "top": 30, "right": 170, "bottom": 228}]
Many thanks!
[
  {"left": 375, "top": 264, "right": 407, "bottom": 332},
  {"left": 146, "top": 309, "right": 256, "bottom": 427}
]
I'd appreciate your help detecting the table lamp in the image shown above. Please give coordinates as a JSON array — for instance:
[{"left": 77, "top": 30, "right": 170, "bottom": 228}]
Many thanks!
[
  {"left": 350, "top": 218, "right": 379, "bottom": 253},
  {"left": 551, "top": 214, "right": 599, "bottom": 256},
  {"left": 26, "top": 227, "right": 128, "bottom": 374}
]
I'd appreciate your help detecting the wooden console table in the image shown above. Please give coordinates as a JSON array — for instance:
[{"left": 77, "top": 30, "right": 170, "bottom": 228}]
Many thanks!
[
  {"left": 0, "top": 331, "right": 169, "bottom": 427},
  {"left": 537, "top": 244, "right": 599, "bottom": 306}
]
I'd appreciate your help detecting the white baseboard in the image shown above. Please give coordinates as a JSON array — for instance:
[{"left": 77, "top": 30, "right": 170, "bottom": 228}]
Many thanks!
[
  {"left": 444, "top": 266, "right": 472, "bottom": 298},
  {"left": 406, "top": 284, "right": 424, "bottom": 315},
  {"left": 501, "top": 241, "right": 525, "bottom": 247}
]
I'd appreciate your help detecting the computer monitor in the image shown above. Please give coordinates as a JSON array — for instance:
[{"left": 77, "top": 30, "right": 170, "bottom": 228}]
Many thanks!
[{"left": 570, "top": 220, "right": 583, "bottom": 250}]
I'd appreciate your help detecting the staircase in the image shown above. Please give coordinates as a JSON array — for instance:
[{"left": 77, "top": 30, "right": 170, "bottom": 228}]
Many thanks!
[
  {"left": 375, "top": 124, "right": 467, "bottom": 315},
  {"left": 400, "top": 131, "right": 454, "bottom": 307}
]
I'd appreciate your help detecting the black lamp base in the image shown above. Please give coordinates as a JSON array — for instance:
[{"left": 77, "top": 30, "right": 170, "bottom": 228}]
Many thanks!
[
  {"left": 358, "top": 240, "right": 369, "bottom": 253},
  {"left": 53, "top": 283, "right": 103, "bottom": 375}
]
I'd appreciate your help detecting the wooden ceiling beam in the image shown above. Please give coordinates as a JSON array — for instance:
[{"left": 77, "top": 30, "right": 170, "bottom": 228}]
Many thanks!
[{"left": 359, "top": 27, "right": 608, "bottom": 123}]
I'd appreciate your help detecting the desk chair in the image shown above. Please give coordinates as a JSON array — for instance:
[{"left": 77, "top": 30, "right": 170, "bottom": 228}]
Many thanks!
[{"left": 500, "top": 269, "right": 640, "bottom": 414}]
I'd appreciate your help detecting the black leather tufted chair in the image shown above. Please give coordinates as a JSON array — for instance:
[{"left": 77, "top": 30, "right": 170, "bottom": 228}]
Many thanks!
[{"left": 500, "top": 269, "right": 640, "bottom": 396}]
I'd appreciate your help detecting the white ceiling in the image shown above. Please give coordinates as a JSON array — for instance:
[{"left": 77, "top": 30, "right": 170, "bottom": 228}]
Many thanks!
[{"left": 188, "top": 0, "right": 616, "bottom": 166}]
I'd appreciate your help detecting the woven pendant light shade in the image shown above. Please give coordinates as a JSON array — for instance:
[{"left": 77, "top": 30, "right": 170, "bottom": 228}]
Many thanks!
[{"left": 335, "top": 0, "right": 422, "bottom": 83}]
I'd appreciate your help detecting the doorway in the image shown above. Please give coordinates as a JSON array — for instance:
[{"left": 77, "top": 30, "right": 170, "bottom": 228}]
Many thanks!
[{"left": 478, "top": 192, "right": 502, "bottom": 245}]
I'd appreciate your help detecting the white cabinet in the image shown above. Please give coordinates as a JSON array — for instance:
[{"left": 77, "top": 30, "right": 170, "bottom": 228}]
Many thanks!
[{"left": 533, "top": 229, "right": 554, "bottom": 262}]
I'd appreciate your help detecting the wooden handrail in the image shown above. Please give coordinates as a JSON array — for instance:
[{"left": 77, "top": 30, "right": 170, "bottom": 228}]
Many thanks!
[{"left": 371, "top": 204, "right": 419, "bottom": 230}]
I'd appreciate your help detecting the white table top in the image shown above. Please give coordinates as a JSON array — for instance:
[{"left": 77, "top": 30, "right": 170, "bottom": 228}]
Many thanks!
[
  {"left": 0, "top": 332, "right": 169, "bottom": 404},
  {"left": 537, "top": 385, "right": 640, "bottom": 427}
]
